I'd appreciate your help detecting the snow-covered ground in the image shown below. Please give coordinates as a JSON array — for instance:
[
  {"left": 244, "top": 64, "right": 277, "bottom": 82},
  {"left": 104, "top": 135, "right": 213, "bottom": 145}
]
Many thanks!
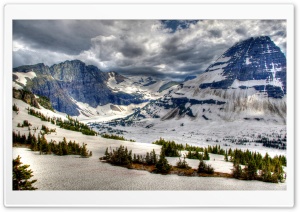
[
  {"left": 13, "top": 147, "right": 286, "bottom": 190},
  {"left": 71, "top": 98, "right": 148, "bottom": 122},
  {"left": 12, "top": 98, "right": 287, "bottom": 190},
  {"left": 90, "top": 117, "right": 286, "bottom": 158}
]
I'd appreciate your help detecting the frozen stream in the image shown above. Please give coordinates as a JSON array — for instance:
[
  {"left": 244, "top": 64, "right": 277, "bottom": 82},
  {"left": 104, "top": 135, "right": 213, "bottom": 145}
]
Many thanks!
[{"left": 13, "top": 147, "right": 286, "bottom": 190}]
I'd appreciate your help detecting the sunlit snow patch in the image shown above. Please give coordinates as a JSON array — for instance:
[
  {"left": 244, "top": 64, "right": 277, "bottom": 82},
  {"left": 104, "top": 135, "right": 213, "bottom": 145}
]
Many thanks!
[{"left": 13, "top": 71, "right": 37, "bottom": 85}]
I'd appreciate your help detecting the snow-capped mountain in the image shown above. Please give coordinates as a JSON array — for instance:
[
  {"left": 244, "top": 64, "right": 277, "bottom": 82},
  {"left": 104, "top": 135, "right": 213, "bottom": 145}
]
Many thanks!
[
  {"left": 12, "top": 60, "right": 178, "bottom": 117},
  {"left": 120, "top": 36, "right": 286, "bottom": 124}
]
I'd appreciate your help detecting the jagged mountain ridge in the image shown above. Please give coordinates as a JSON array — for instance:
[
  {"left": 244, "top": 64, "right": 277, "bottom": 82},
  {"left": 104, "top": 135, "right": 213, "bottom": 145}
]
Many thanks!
[
  {"left": 120, "top": 36, "right": 286, "bottom": 124},
  {"left": 13, "top": 60, "right": 179, "bottom": 116}
]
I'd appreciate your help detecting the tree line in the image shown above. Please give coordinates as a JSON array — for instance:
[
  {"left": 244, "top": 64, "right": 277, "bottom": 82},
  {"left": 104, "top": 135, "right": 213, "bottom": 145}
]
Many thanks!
[
  {"left": 13, "top": 131, "right": 92, "bottom": 157},
  {"left": 27, "top": 108, "right": 97, "bottom": 136},
  {"left": 152, "top": 138, "right": 286, "bottom": 166},
  {"left": 100, "top": 145, "right": 214, "bottom": 175}
]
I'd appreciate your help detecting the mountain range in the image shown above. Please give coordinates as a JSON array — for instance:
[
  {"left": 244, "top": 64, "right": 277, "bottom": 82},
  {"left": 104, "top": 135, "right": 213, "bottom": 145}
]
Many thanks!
[{"left": 13, "top": 36, "right": 286, "bottom": 124}]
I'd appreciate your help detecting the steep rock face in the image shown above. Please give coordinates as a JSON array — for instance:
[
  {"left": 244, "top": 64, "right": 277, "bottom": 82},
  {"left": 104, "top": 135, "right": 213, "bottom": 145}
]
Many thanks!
[
  {"left": 13, "top": 60, "right": 146, "bottom": 116},
  {"left": 201, "top": 36, "right": 286, "bottom": 97}
]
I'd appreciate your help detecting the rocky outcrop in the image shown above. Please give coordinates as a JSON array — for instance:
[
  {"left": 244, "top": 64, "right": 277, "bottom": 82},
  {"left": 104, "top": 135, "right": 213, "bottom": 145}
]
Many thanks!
[{"left": 13, "top": 88, "right": 40, "bottom": 108}]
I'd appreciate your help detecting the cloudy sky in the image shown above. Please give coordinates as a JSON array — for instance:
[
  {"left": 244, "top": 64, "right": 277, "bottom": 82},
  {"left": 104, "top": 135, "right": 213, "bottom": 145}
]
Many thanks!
[{"left": 13, "top": 20, "right": 286, "bottom": 80}]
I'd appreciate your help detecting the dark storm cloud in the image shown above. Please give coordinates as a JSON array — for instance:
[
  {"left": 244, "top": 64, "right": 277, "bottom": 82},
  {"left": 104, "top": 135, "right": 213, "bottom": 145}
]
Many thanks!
[
  {"left": 13, "top": 20, "right": 113, "bottom": 54},
  {"left": 235, "top": 28, "right": 247, "bottom": 36},
  {"left": 13, "top": 20, "right": 287, "bottom": 81},
  {"left": 162, "top": 36, "right": 181, "bottom": 53},
  {"left": 120, "top": 42, "right": 145, "bottom": 58},
  {"left": 209, "top": 29, "right": 222, "bottom": 38}
]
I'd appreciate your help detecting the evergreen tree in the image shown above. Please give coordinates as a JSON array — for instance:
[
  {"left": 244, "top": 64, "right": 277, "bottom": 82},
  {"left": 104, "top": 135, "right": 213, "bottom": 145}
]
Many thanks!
[
  {"left": 198, "top": 160, "right": 206, "bottom": 173},
  {"left": 232, "top": 163, "right": 243, "bottom": 179},
  {"left": 155, "top": 148, "right": 171, "bottom": 174},
  {"left": 30, "top": 134, "right": 38, "bottom": 151},
  {"left": 203, "top": 148, "right": 210, "bottom": 160},
  {"left": 176, "top": 156, "right": 191, "bottom": 169},
  {"left": 104, "top": 147, "right": 109, "bottom": 159},
  {"left": 197, "top": 159, "right": 214, "bottom": 174},
  {"left": 13, "top": 155, "right": 37, "bottom": 190},
  {"left": 224, "top": 150, "right": 228, "bottom": 162},
  {"left": 80, "top": 143, "right": 89, "bottom": 157},
  {"left": 145, "top": 152, "right": 151, "bottom": 164},
  {"left": 13, "top": 103, "right": 19, "bottom": 112},
  {"left": 243, "top": 159, "right": 257, "bottom": 180},
  {"left": 261, "top": 163, "right": 272, "bottom": 182},
  {"left": 150, "top": 149, "right": 157, "bottom": 164},
  {"left": 273, "top": 157, "right": 284, "bottom": 182}
]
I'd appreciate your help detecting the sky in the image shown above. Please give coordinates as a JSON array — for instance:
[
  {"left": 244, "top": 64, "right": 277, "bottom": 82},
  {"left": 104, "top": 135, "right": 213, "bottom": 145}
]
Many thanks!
[{"left": 13, "top": 20, "right": 286, "bottom": 80}]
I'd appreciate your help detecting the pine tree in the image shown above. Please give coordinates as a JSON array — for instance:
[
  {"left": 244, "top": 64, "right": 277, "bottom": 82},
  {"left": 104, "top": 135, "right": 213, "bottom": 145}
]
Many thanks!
[
  {"left": 150, "top": 149, "right": 157, "bottom": 164},
  {"left": 13, "top": 103, "right": 19, "bottom": 112},
  {"left": 232, "top": 163, "right": 243, "bottom": 179},
  {"left": 244, "top": 159, "right": 257, "bottom": 180},
  {"left": 198, "top": 160, "right": 206, "bottom": 173},
  {"left": 30, "top": 134, "right": 38, "bottom": 151},
  {"left": 197, "top": 159, "right": 214, "bottom": 174},
  {"left": 273, "top": 158, "right": 284, "bottom": 182},
  {"left": 155, "top": 148, "right": 171, "bottom": 174},
  {"left": 261, "top": 163, "right": 272, "bottom": 182},
  {"left": 104, "top": 147, "right": 109, "bottom": 159},
  {"left": 176, "top": 156, "right": 191, "bottom": 169},
  {"left": 13, "top": 155, "right": 37, "bottom": 190},
  {"left": 224, "top": 150, "right": 228, "bottom": 162},
  {"left": 203, "top": 148, "right": 210, "bottom": 160},
  {"left": 80, "top": 143, "right": 89, "bottom": 157}
]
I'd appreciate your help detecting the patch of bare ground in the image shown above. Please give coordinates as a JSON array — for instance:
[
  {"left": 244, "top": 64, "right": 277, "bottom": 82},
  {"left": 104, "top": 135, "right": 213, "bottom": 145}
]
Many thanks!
[{"left": 101, "top": 161, "right": 233, "bottom": 178}]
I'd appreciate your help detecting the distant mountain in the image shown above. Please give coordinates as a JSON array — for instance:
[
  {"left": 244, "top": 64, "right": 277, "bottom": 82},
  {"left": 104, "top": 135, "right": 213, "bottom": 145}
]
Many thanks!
[
  {"left": 201, "top": 36, "right": 286, "bottom": 97},
  {"left": 119, "top": 36, "right": 287, "bottom": 124}
]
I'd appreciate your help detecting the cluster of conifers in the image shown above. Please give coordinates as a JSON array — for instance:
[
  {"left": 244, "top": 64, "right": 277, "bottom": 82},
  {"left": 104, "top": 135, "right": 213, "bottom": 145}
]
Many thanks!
[
  {"left": 13, "top": 131, "right": 92, "bottom": 157},
  {"left": 101, "top": 137, "right": 286, "bottom": 183},
  {"left": 100, "top": 145, "right": 214, "bottom": 175},
  {"left": 26, "top": 107, "right": 97, "bottom": 136}
]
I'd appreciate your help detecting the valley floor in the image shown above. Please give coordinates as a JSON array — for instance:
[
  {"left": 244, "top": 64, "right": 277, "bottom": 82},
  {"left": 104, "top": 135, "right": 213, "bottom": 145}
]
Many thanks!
[{"left": 87, "top": 117, "right": 286, "bottom": 158}]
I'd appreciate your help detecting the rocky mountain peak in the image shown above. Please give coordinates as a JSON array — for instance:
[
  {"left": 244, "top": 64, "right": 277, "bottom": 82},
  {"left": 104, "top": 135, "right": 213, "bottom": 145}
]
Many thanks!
[{"left": 199, "top": 36, "right": 286, "bottom": 98}]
